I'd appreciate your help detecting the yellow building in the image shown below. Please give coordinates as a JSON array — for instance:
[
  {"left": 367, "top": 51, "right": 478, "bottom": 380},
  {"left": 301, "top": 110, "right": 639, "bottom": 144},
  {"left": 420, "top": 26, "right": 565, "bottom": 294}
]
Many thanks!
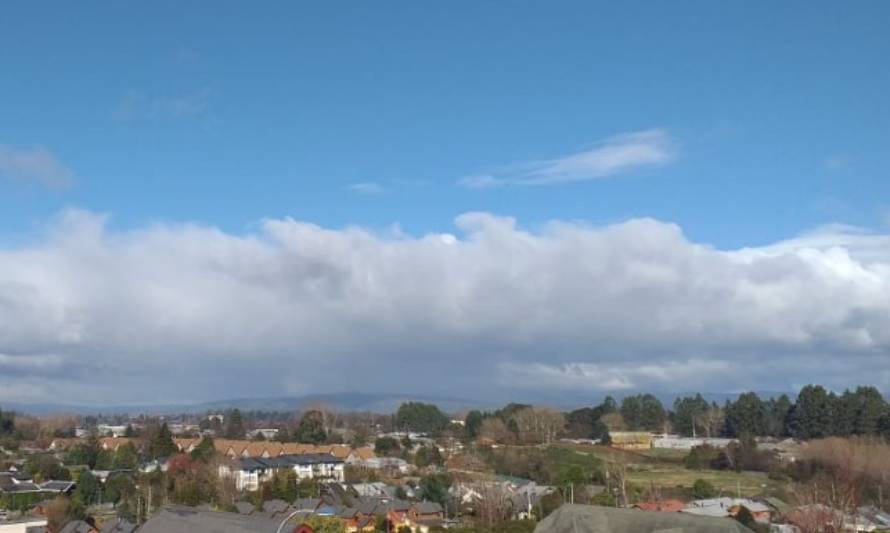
[{"left": 609, "top": 431, "right": 652, "bottom": 450}]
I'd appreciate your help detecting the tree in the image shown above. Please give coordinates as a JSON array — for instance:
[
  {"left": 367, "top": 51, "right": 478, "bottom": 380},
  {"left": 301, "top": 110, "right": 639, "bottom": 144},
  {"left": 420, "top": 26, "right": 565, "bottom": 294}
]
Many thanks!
[
  {"left": 478, "top": 417, "right": 514, "bottom": 445},
  {"left": 301, "top": 514, "right": 346, "bottom": 533},
  {"left": 414, "top": 445, "right": 444, "bottom": 467},
  {"left": 67, "top": 433, "right": 101, "bottom": 468},
  {"left": 225, "top": 409, "right": 246, "bottom": 439},
  {"left": 94, "top": 448, "right": 115, "bottom": 470},
  {"left": 724, "top": 392, "right": 768, "bottom": 437},
  {"left": 190, "top": 436, "right": 215, "bottom": 462},
  {"left": 510, "top": 407, "right": 565, "bottom": 444},
  {"left": 672, "top": 394, "right": 710, "bottom": 437},
  {"left": 419, "top": 474, "right": 451, "bottom": 506},
  {"left": 765, "top": 395, "right": 792, "bottom": 437},
  {"left": 25, "top": 454, "right": 71, "bottom": 482},
  {"left": 733, "top": 506, "right": 758, "bottom": 531},
  {"left": 847, "top": 386, "right": 887, "bottom": 435},
  {"left": 46, "top": 496, "right": 70, "bottom": 532},
  {"left": 104, "top": 473, "right": 135, "bottom": 504},
  {"left": 296, "top": 410, "right": 328, "bottom": 444},
  {"left": 465, "top": 410, "right": 486, "bottom": 440},
  {"left": 149, "top": 423, "right": 177, "bottom": 459},
  {"left": 374, "top": 436, "right": 401, "bottom": 457},
  {"left": 788, "top": 385, "right": 836, "bottom": 440},
  {"left": 74, "top": 471, "right": 101, "bottom": 505},
  {"left": 396, "top": 402, "right": 450, "bottom": 434},
  {"left": 620, "top": 394, "right": 665, "bottom": 431},
  {"left": 0, "top": 407, "right": 15, "bottom": 437},
  {"left": 692, "top": 479, "right": 717, "bottom": 499}
]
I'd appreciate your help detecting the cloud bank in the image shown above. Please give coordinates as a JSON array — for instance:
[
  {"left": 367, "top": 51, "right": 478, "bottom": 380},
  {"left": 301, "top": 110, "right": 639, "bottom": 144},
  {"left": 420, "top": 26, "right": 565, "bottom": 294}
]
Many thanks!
[
  {"left": 460, "top": 129, "right": 673, "bottom": 188},
  {"left": 1, "top": 209, "right": 889, "bottom": 405}
]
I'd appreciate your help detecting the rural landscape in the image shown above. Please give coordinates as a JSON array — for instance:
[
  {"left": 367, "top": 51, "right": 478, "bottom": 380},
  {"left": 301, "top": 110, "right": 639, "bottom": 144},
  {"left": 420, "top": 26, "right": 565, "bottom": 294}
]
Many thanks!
[{"left": 2, "top": 387, "right": 890, "bottom": 532}]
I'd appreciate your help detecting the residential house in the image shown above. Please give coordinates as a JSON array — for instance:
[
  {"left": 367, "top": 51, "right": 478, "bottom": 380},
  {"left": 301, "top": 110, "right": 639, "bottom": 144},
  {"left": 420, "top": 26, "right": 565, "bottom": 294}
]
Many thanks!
[
  {"left": 634, "top": 499, "right": 686, "bottom": 513},
  {"left": 219, "top": 453, "right": 345, "bottom": 491},
  {"left": 651, "top": 435, "right": 735, "bottom": 450},
  {"left": 361, "top": 457, "right": 410, "bottom": 474},
  {"left": 682, "top": 498, "right": 773, "bottom": 523}
]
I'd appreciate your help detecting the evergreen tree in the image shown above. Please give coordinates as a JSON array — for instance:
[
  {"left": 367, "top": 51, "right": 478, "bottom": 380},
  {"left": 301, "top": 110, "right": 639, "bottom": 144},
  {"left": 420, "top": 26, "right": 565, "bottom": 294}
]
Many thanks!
[
  {"left": 672, "top": 394, "right": 710, "bottom": 436},
  {"left": 149, "top": 423, "right": 177, "bottom": 459},
  {"left": 848, "top": 386, "right": 887, "bottom": 435},
  {"left": 224, "top": 409, "right": 245, "bottom": 439},
  {"left": 465, "top": 410, "right": 485, "bottom": 440},
  {"left": 296, "top": 410, "right": 327, "bottom": 444},
  {"left": 788, "top": 385, "right": 836, "bottom": 440},
  {"left": 724, "top": 392, "right": 767, "bottom": 437},
  {"left": 620, "top": 394, "right": 665, "bottom": 431},
  {"left": 396, "top": 402, "right": 450, "bottom": 434},
  {"left": 190, "top": 436, "right": 215, "bottom": 462},
  {"left": 765, "top": 394, "right": 792, "bottom": 437}
]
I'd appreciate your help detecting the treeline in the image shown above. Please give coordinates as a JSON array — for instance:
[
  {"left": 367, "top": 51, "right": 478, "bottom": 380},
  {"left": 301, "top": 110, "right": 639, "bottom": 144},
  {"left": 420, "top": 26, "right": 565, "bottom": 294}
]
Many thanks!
[{"left": 390, "top": 385, "right": 890, "bottom": 443}]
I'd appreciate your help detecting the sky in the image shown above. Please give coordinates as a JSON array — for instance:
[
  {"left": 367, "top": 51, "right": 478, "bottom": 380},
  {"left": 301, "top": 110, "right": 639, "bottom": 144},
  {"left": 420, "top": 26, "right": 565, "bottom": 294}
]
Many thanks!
[{"left": 1, "top": 2, "right": 889, "bottom": 406}]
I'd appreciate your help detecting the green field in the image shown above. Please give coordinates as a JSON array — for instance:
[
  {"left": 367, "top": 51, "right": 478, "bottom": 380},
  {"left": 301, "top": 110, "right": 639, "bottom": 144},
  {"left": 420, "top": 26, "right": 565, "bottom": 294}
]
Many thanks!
[{"left": 553, "top": 444, "right": 788, "bottom": 499}]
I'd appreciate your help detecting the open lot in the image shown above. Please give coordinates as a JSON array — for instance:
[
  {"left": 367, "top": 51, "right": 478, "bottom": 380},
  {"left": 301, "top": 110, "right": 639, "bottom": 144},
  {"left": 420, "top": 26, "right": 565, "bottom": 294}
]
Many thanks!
[{"left": 553, "top": 443, "right": 788, "bottom": 498}]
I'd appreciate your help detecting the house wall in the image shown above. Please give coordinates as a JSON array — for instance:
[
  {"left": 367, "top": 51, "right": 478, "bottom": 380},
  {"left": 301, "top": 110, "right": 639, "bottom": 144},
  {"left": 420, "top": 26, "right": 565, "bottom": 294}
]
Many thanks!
[{"left": 0, "top": 519, "right": 48, "bottom": 533}]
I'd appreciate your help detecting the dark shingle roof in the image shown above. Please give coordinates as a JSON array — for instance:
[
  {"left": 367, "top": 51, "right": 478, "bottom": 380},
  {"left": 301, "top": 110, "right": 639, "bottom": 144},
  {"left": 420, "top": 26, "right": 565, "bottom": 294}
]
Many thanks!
[{"left": 237, "top": 453, "right": 343, "bottom": 471}]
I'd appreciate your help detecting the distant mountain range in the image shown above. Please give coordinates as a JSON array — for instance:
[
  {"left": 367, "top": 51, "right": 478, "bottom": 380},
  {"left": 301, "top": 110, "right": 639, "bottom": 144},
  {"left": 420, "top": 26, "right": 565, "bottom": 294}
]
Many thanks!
[
  {"left": 1, "top": 390, "right": 800, "bottom": 416},
  {"left": 0, "top": 392, "right": 478, "bottom": 416}
]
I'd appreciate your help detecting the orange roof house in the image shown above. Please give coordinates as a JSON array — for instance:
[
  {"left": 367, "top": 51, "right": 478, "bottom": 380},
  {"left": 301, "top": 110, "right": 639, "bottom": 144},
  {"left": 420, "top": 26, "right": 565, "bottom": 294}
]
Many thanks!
[{"left": 634, "top": 500, "right": 686, "bottom": 513}]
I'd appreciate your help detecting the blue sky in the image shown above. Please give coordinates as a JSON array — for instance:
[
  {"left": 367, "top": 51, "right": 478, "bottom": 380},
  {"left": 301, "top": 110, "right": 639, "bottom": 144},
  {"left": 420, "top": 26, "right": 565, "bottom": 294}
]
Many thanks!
[
  {"left": 2, "top": 1, "right": 888, "bottom": 248},
  {"left": 2, "top": 2, "right": 890, "bottom": 404}
]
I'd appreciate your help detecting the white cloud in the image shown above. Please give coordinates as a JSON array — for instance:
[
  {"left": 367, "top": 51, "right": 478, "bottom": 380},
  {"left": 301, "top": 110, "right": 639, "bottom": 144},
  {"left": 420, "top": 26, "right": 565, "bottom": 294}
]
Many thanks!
[
  {"left": 0, "top": 145, "right": 74, "bottom": 189},
  {"left": 346, "top": 182, "right": 384, "bottom": 195},
  {"left": 1, "top": 209, "right": 889, "bottom": 404},
  {"left": 459, "top": 129, "right": 674, "bottom": 188}
]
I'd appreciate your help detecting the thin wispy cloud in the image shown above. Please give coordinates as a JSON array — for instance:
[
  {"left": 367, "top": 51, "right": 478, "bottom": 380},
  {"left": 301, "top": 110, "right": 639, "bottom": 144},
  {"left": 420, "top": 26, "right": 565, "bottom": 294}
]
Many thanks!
[
  {"left": 346, "top": 182, "right": 384, "bottom": 195},
  {"left": 460, "top": 129, "right": 674, "bottom": 188},
  {"left": 113, "top": 89, "right": 211, "bottom": 121},
  {"left": 0, "top": 144, "right": 74, "bottom": 189}
]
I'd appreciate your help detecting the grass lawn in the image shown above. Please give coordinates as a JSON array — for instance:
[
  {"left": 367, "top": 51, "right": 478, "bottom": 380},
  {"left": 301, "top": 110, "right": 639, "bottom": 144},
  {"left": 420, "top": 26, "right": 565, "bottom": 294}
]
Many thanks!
[{"left": 552, "top": 443, "right": 788, "bottom": 498}]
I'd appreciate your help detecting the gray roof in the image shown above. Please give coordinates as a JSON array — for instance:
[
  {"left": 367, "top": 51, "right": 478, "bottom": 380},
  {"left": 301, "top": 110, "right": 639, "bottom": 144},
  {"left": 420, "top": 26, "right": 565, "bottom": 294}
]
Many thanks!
[
  {"left": 292, "top": 498, "right": 322, "bottom": 511},
  {"left": 100, "top": 518, "right": 137, "bottom": 533},
  {"left": 0, "top": 473, "right": 42, "bottom": 493},
  {"left": 59, "top": 521, "right": 99, "bottom": 533},
  {"left": 237, "top": 453, "right": 343, "bottom": 471},
  {"left": 535, "top": 504, "right": 755, "bottom": 533},
  {"left": 339, "top": 507, "right": 359, "bottom": 518},
  {"left": 138, "top": 506, "right": 282, "bottom": 533},
  {"left": 262, "top": 499, "right": 291, "bottom": 515},
  {"left": 40, "top": 480, "right": 77, "bottom": 492},
  {"left": 413, "top": 501, "right": 444, "bottom": 515},
  {"left": 235, "top": 501, "right": 255, "bottom": 514},
  {"left": 385, "top": 499, "right": 412, "bottom": 512},
  {"left": 355, "top": 497, "right": 383, "bottom": 515}
]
